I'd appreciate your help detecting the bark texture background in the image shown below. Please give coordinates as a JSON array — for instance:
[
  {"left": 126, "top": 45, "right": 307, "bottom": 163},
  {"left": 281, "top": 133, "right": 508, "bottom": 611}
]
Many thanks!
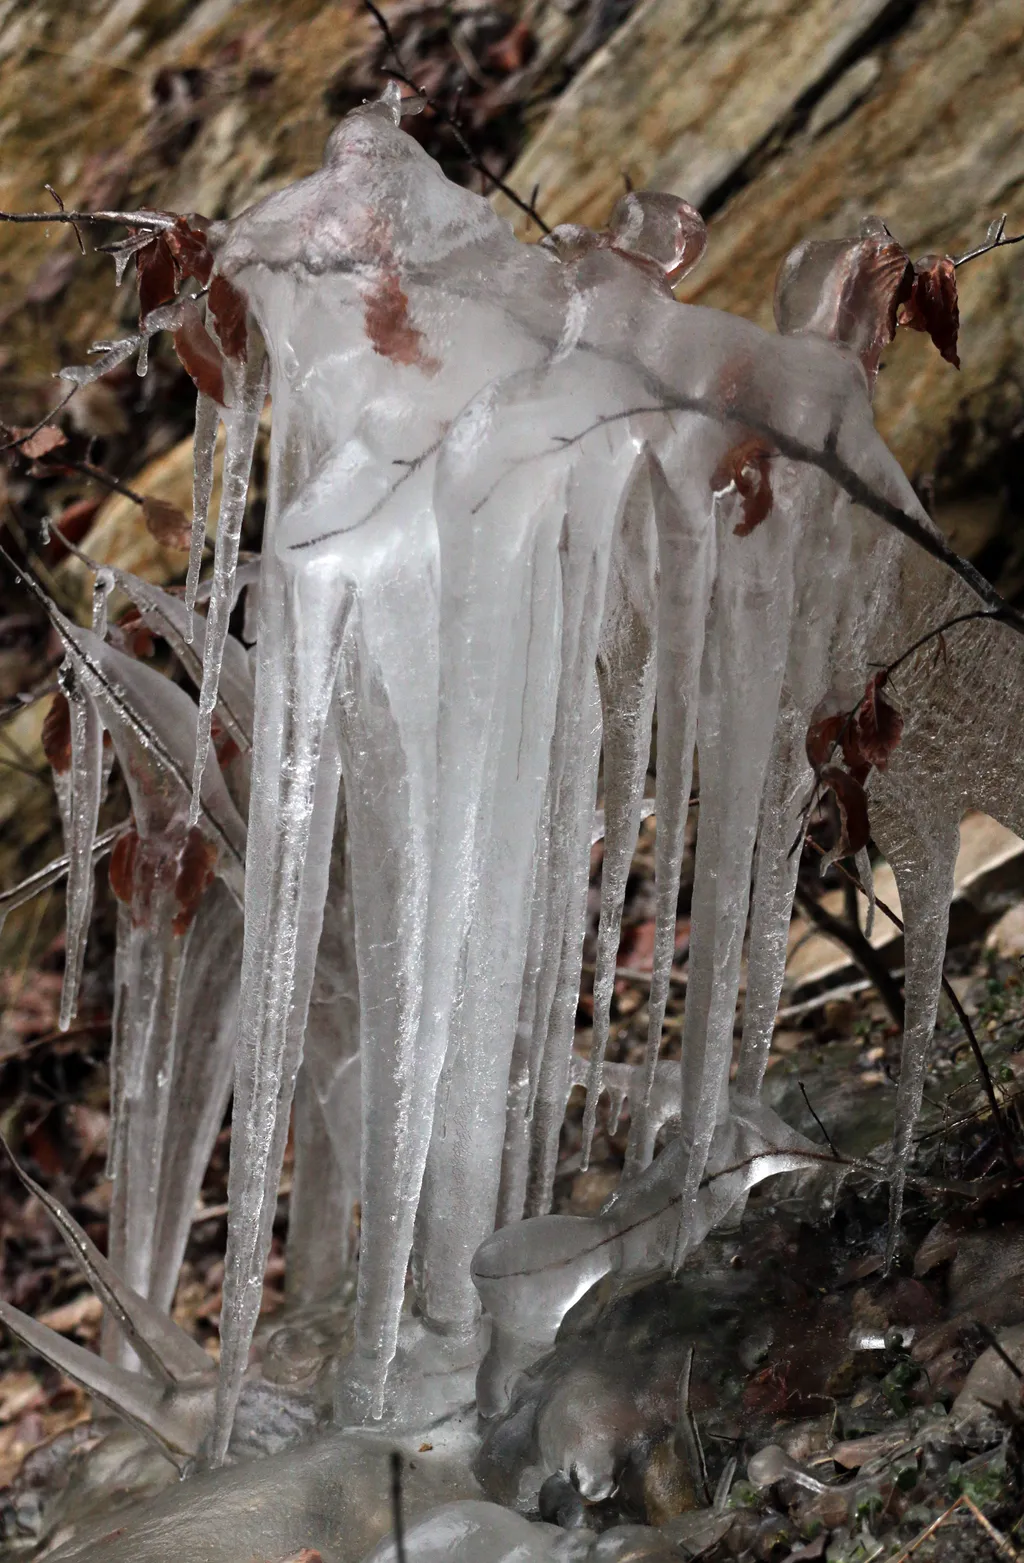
[{"left": 0, "top": 0, "right": 1021, "bottom": 925}]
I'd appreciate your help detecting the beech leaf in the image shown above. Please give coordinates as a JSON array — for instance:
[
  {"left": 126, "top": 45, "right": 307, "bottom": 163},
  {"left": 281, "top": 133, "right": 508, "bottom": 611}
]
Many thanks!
[
  {"left": 136, "top": 235, "right": 177, "bottom": 322},
  {"left": 41, "top": 691, "right": 72, "bottom": 774},
  {"left": 142, "top": 496, "right": 192, "bottom": 552},
  {"left": 846, "top": 670, "right": 904, "bottom": 773},
  {"left": 164, "top": 216, "right": 214, "bottom": 287},
  {"left": 20, "top": 424, "right": 67, "bottom": 459},
  {"left": 172, "top": 301, "right": 227, "bottom": 405},
  {"left": 108, "top": 824, "right": 138, "bottom": 906},
  {"left": 898, "top": 255, "right": 960, "bottom": 368},
  {"left": 711, "top": 435, "right": 775, "bottom": 535},
  {"left": 819, "top": 764, "right": 871, "bottom": 857},
  {"left": 172, "top": 827, "right": 218, "bottom": 935},
  {"left": 208, "top": 275, "right": 249, "bottom": 362},
  {"left": 805, "top": 707, "right": 845, "bottom": 770}
]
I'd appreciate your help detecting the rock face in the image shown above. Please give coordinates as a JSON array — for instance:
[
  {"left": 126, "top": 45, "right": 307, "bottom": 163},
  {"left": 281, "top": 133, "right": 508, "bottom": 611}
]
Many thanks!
[
  {"left": 2, "top": 0, "right": 1021, "bottom": 511},
  {"left": 495, "top": 0, "right": 1024, "bottom": 511}
]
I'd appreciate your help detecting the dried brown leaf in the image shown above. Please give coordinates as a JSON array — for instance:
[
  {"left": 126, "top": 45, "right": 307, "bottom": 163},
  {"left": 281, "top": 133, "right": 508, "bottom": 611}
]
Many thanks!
[
  {"left": 172, "top": 300, "right": 227, "bottom": 405},
  {"left": 711, "top": 435, "right": 775, "bottom": 535},
  {"left": 141, "top": 495, "right": 192, "bottom": 552},
  {"left": 164, "top": 215, "right": 214, "bottom": 287},
  {"left": 108, "top": 825, "right": 139, "bottom": 906},
  {"left": 805, "top": 707, "right": 845, "bottom": 770},
  {"left": 38, "top": 1292, "right": 103, "bottom": 1335},
  {"left": 819, "top": 764, "right": 871, "bottom": 857},
  {"left": 172, "top": 828, "right": 218, "bottom": 935},
  {"left": 846, "top": 670, "right": 903, "bottom": 773},
  {"left": 898, "top": 255, "right": 960, "bottom": 368},
  {"left": 363, "top": 265, "right": 438, "bottom": 372},
  {"left": 136, "top": 234, "right": 177, "bottom": 322},
  {"left": 41, "top": 691, "right": 72, "bottom": 774},
  {"left": 208, "top": 275, "right": 249, "bottom": 361},
  {"left": 19, "top": 425, "right": 67, "bottom": 460}
]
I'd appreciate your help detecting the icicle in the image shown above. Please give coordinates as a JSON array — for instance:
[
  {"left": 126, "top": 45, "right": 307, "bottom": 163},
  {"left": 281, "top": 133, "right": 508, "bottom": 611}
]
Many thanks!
[
  {"left": 104, "top": 891, "right": 190, "bottom": 1314},
  {"left": 111, "top": 567, "right": 254, "bottom": 754},
  {"left": 855, "top": 845, "right": 876, "bottom": 939},
  {"left": 185, "top": 391, "right": 221, "bottom": 642},
  {"left": 92, "top": 567, "right": 113, "bottom": 637},
  {"left": 624, "top": 446, "right": 715, "bottom": 1174},
  {"left": 415, "top": 358, "right": 637, "bottom": 1340},
  {"left": 287, "top": 1066, "right": 355, "bottom": 1306},
  {"left": 734, "top": 709, "right": 810, "bottom": 1102},
  {"left": 189, "top": 345, "right": 267, "bottom": 823},
  {"left": 525, "top": 671, "right": 602, "bottom": 1215},
  {"left": 55, "top": 664, "right": 104, "bottom": 1030},
  {"left": 34, "top": 617, "right": 247, "bottom": 1336},
  {"left": 242, "top": 569, "right": 261, "bottom": 644},
  {"left": 582, "top": 453, "right": 658, "bottom": 1167},
  {"left": 212, "top": 593, "right": 345, "bottom": 1459},
  {"left": 669, "top": 456, "right": 800, "bottom": 1271},
  {"left": 290, "top": 810, "right": 361, "bottom": 1299},
  {"left": 876, "top": 806, "right": 960, "bottom": 1264},
  {"left": 147, "top": 881, "right": 243, "bottom": 1315},
  {"left": 495, "top": 824, "right": 552, "bottom": 1230}
]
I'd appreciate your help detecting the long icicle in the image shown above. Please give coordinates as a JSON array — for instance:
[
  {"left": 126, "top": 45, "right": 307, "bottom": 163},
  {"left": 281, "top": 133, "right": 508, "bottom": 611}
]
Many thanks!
[
  {"left": 185, "top": 391, "right": 221, "bottom": 642},
  {"left": 624, "top": 446, "right": 714, "bottom": 1174},
  {"left": 582, "top": 454, "right": 658, "bottom": 1166},
  {"left": 189, "top": 345, "right": 267, "bottom": 825},
  {"left": 57, "top": 666, "right": 104, "bottom": 1029}
]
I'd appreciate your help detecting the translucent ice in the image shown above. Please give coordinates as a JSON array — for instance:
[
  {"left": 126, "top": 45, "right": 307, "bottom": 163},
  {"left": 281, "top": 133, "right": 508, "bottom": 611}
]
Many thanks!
[{"left": 4, "top": 82, "right": 1021, "bottom": 1560}]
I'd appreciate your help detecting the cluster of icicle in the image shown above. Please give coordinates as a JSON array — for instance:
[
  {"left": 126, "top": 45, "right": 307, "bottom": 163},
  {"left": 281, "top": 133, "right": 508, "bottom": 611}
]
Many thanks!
[{"left": 3, "top": 82, "right": 1022, "bottom": 1503}]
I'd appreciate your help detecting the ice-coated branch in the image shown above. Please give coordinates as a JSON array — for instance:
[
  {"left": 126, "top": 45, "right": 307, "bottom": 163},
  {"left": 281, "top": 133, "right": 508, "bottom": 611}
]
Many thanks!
[
  {"left": 360, "top": 0, "right": 552, "bottom": 234},
  {"left": 0, "top": 206, "right": 175, "bottom": 231},
  {"left": 953, "top": 212, "right": 1024, "bottom": 267},
  {"left": 550, "top": 403, "right": 1024, "bottom": 635}
]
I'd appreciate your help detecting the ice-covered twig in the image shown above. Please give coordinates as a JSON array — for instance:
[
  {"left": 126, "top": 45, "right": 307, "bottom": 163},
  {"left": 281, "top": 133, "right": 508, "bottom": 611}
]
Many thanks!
[
  {"left": 0, "top": 821, "right": 123, "bottom": 925},
  {"left": 0, "top": 388, "right": 78, "bottom": 453},
  {"left": 0, "top": 1133, "right": 212, "bottom": 1383},
  {"left": 953, "top": 213, "right": 1024, "bottom": 268},
  {"left": 0, "top": 206, "right": 175, "bottom": 231},
  {"left": 361, "top": 0, "right": 552, "bottom": 234},
  {"left": 549, "top": 404, "right": 1024, "bottom": 634}
]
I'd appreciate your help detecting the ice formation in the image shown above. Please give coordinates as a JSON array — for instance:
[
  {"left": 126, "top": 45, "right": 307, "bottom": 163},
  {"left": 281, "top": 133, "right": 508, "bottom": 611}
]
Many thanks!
[{"left": 3, "top": 79, "right": 1022, "bottom": 1563}]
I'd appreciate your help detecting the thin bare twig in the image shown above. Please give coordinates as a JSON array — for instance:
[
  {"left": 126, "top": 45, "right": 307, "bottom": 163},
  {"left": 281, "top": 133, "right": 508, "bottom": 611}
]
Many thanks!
[
  {"left": 954, "top": 212, "right": 1024, "bottom": 269},
  {"left": 360, "top": 0, "right": 551, "bottom": 234},
  {"left": 46, "top": 458, "right": 145, "bottom": 507},
  {"left": 798, "top": 1079, "right": 840, "bottom": 1159},
  {"left": 44, "top": 185, "right": 85, "bottom": 255},
  {"left": 0, "top": 388, "right": 79, "bottom": 454}
]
